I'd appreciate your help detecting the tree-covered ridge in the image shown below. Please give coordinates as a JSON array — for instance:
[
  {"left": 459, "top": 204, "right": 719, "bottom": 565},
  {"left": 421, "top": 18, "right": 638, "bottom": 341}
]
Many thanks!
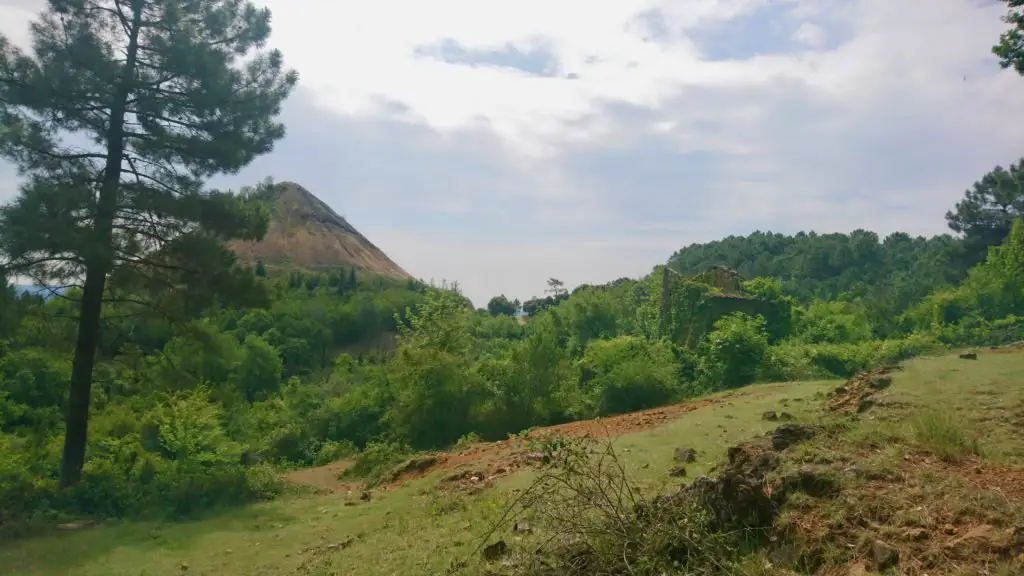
[{"left": 664, "top": 157, "right": 1024, "bottom": 323}]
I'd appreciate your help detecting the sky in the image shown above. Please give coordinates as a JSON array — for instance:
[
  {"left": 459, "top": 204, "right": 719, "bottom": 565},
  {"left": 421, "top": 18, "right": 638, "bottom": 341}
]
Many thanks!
[{"left": 1, "top": 1, "right": 1023, "bottom": 307}]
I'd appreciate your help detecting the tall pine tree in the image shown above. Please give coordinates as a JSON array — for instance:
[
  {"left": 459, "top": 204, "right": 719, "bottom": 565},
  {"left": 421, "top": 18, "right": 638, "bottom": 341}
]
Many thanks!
[{"left": 0, "top": 0, "right": 296, "bottom": 486}]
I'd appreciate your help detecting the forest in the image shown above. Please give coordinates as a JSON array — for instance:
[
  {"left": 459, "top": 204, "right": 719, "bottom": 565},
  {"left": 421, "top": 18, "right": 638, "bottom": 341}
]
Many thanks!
[{"left": 1, "top": 0, "right": 1024, "bottom": 536}]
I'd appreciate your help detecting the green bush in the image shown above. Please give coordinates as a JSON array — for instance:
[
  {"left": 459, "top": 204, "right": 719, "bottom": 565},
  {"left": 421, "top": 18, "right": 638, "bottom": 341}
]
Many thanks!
[
  {"left": 578, "top": 336, "right": 687, "bottom": 416},
  {"left": 699, "top": 313, "right": 769, "bottom": 389},
  {"left": 341, "top": 440, "right": 410, "bottom": 486}
]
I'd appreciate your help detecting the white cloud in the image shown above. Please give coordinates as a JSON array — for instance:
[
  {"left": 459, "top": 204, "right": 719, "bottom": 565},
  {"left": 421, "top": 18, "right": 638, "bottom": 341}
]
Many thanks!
[
  {"left": 791, "top": 22, "right": 826, "bottom": 47},
  {"left": 2, "top": 0, "right": 1024, "bottom": 306}
]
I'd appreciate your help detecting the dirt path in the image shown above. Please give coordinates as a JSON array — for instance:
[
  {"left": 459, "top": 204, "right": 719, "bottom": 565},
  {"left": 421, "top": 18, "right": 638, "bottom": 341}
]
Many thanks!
[
  {"left": 282, "top": 459, "right": 361, "bottom": 494},
  {"left": 283, "top": 391, "right": 743, "bottom": 494}
]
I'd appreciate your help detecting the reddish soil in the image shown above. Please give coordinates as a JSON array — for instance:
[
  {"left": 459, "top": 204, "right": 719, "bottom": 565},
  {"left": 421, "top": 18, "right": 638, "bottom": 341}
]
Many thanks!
[{"left": 284, "top": 393, "right": 737, "bottom": 494}]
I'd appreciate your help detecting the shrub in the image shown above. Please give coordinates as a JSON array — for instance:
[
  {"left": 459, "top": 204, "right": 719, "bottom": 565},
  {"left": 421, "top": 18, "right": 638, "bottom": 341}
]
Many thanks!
[
  {"left": 578, "top": 336, "right": 686, "bottom": 417},
  {"left": 482, "top": 436, "right": 744, "bottom": 576},
  {"left": 341, "top": 440, "right": 410, "bottom": 487},
  {"left": 699, "top": 313, "right": 769, "bottom": 389}
]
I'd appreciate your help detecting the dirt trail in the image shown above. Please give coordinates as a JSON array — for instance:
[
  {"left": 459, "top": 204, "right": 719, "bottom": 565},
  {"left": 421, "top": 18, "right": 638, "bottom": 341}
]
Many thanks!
[
  {"left": 282, "top": 459, "right": 360, "bottom": 494},
  {"left": 284, "top": 391, "right": 742, "bottom": 494}
]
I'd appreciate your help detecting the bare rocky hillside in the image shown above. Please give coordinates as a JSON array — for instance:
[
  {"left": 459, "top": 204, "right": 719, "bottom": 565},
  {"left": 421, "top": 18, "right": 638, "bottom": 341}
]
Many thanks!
[{"left": 230, "top": 182, "right": 412, "bottom": 279}]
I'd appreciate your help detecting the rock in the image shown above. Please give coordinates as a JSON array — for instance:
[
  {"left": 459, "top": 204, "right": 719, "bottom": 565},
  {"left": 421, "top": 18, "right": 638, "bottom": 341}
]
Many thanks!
[
  {"left": 779, "top": 412, "right": 795, "bottom": 421},
  {"left": 856, "top": 399, "right": 876, "bottom": 413},
  {"left": 673, "top": 447, "right": 698, "bottom": 463},
  {"left": 524, "top": 452, "right": 546, "bottom": 464},
  {"left": 868, "top": 540, "right": 899, "bottom": 571},
  {"left": 901, "top": 528, "right": 930, "bottom": 542},
  {"left": 771, "top": 424, "right": 818, "bottom": 450},
  {"left": 680, "top": 441, "right": 784, "bottom": 532},
  {"left": 833, "top": 385, "right": 848, "bottom": 396},
  {"left": 513, "top": 521, "right": 532, "bottom": 534},
  {"left": 686, "top": 472, "right": 776, "bottom": 532},
  {"left": 483, "top": 540, "right": 508, "bottom": 561},
  {"left": 359, "top": 491, "right": 372, "bottom": 502},
  {"left": 668, "top": 466, "right": 687, "bottom": 478},
  {"left": 762, "top": 411, "right": 779, "bottom": 421},
  {"left": 868, "top": 375, "right": 892, "bottom": 390},
  {"left": 959, "top": 352, "right": 978, "bottom": 360},
  {"left": 946, "top": 524, "right": 1012, "bottom": 552}
]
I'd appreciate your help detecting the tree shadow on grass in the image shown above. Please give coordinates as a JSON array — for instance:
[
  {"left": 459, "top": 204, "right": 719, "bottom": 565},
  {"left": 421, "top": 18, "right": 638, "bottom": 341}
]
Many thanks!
[{"left": 0, "top": 498, "right": 302, "bottom": 576}]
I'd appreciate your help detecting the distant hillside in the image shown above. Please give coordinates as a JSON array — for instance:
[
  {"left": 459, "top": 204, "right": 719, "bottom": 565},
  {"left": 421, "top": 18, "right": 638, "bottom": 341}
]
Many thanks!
[
  {"left": 667, "top": 230, "right": 968, "bottom": 303},
  {"left": 230, "top": 182, "right": 412, "bottom": 280}
]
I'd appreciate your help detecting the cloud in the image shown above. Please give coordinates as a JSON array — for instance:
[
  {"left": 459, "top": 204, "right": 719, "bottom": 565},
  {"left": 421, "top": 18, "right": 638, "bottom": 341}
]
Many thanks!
[
  {"left": 792, "top": 22, "right": 826, "bottom": 47},
  {"left": 2, "top": 0, "right": 1024, "bottom": 307}
]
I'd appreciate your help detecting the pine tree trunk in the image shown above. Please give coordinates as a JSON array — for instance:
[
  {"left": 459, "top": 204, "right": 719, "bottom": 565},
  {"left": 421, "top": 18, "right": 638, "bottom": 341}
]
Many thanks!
[{"left": 59, "top": 0, "right": 144, "bottom": 488}]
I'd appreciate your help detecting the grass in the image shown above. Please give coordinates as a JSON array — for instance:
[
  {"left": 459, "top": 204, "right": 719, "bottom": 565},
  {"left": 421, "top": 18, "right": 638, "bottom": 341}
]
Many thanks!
[
  {"left": 910, "top": 409, "right": 981, "bottom": 462},
  {"left": 3, "top": 350, "right": 1024, "bottom": 575}
]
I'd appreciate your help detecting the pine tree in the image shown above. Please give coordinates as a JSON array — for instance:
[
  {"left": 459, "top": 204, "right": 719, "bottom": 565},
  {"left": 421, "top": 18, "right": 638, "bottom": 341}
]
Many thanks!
[
  {"left": 0, "top": 0, "right": 297, "bottom": 486},
  {"left": 994, "top": 1, "right": 1024, "bottom": 74}
]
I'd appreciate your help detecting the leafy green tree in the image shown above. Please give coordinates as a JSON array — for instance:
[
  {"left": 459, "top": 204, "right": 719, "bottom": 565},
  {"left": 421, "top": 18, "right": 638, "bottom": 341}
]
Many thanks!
[
  {"left": 235, "top": 335, "right": 283, "bottom": 402},
  {"left": 698, "top": 313, "right": 769, "bottom": 389},
  {"left": 946, "top": 159, "right": 1024, "bottom": 265},
  {"left": 486, "top": 294, "right": 518, "bottom": 316},
  {"left": 579, "top": 336, "right": 683, "bottom": 416},
  {"left": 794, "top": 300, "right": 873, "bottom": 344},
  {"left": 396, "top": 289, "right": 473, "bottom": 356},
  {"left": 959, "top": 218, "right": 1024, "bottom": 319},
  {"left": 0, "top": 0, "right": 296, "bottom": 486},
  {"left": 994, "top": 1, "right": 1024, "bottom": 74}
]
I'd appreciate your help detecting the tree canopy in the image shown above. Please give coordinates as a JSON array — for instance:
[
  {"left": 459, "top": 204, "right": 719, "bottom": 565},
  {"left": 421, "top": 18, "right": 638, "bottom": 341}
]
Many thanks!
[
  {"left": 994, "top": 0, "right": 1024, "bottom": 74},
  {"left": 0, "top": 0, "right": 296, "bottom": 485},
  {"left": 945, "top": 158, "right": 1024, "bottom": 265}
]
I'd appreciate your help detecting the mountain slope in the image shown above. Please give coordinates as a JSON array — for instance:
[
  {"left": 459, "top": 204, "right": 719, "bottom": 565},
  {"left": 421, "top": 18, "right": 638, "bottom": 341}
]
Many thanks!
[{"left": 230, "top": 182, "right": 412, "bottom": 280}]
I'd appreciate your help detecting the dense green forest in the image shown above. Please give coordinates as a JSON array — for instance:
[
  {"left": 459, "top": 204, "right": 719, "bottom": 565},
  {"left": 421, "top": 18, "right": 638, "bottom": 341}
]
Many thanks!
[{"left": 1, "top": 0, "right": 1024, "bottom": 536}]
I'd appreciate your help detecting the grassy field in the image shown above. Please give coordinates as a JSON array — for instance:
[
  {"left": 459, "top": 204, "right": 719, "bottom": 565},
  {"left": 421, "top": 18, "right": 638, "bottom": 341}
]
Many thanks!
[{"left": 3, "top": 350, "right": 1024, "bottom": 575}]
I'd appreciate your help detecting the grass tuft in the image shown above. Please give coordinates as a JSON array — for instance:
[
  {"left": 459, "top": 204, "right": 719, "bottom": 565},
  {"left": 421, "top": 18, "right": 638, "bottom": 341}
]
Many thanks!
[{"left": 910, "top": 409, "right": 981, "bottom": 462}]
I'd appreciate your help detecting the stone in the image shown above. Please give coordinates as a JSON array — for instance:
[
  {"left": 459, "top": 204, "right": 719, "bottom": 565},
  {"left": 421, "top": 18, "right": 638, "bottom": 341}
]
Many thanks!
[
  {"left": 779, "top": 412, "right": 795, "bottom": 421},
  {"left": 901, "top": 528, "right": 929, "bottom": 542},
  {"left": 868, "top": 540, "right": 899, "bottom": 571},
  {"left": 959, "top": 352, "right": 978, "bottom": 360},
  {"left": 868, "top": 375, "right": 892, "bottom": 390},
  {"left": 762, "top": 411, "right": 779, "bottom": 421},
  {"left": 513, "top": 521, "right": 532, "bottom": 534},
  {"left": 668, "top": 466, "right": 687, "bottom": 478},
  {"left": 771, "top": 424, "right": 818, "bottom": 451},
  {"left": 673, "top": 447, "right": 698, "bottom": 463}
]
